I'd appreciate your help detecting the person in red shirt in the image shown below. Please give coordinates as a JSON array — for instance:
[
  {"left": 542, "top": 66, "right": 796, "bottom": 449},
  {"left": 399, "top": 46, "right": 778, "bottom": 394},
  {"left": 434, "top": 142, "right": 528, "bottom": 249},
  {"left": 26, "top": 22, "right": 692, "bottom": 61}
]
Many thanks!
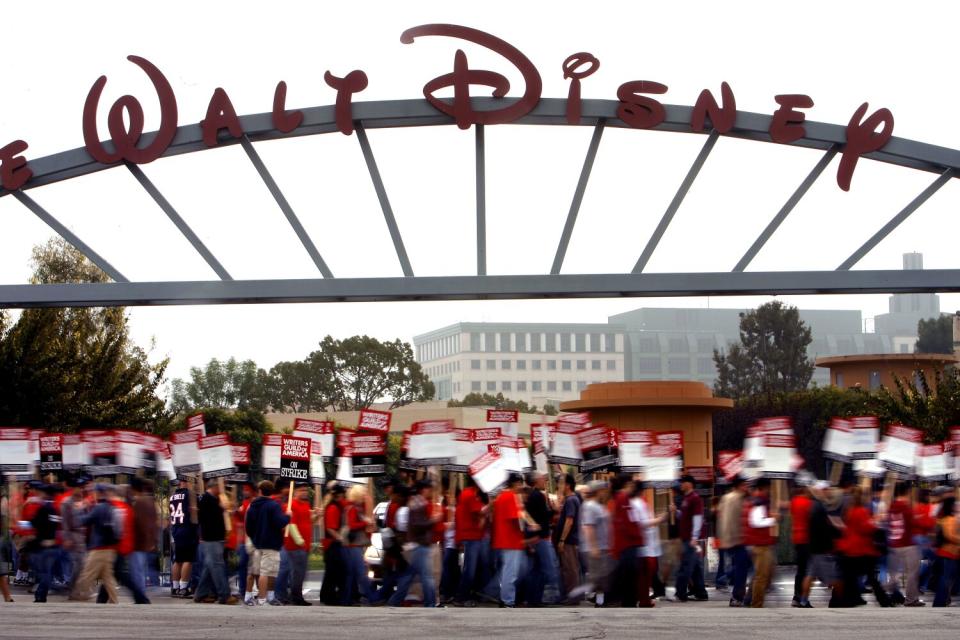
[
  {"left": 674, "top": 474, "right": 708, "bottom": 602},
  {"left": 492, "top": 473, "right": 531, "bottom": 608},
  {"left": 318, "top": 484, "right": 347, "bottom": 606},
  {"left": 885, "top": 483, "right": 922, "bottom": 606},
  {"left": 282, "top": 482, "right": 319, "bottom": 606},
  {"left": 453, "top": 476, "right": 487, "bottom": 606},
  {"left": 790, "top": 485, "right": 812, "bottom": 606},
  {"left": 611, "top": 474, "right": 645, "bottom": 607},
  {"left": 838, "top": 486, "right": 892, "bottom": 607},
  {"left": 233, "top": 482, "right": 254, "bottom": 600}
]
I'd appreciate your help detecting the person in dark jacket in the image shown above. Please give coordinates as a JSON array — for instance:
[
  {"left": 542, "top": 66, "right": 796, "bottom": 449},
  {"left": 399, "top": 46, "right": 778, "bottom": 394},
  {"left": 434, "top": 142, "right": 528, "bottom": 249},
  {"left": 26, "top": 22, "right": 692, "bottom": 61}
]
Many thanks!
[
  {"left": 70, "top": 484, "right": 119, "bottom": 603},
  {"left": 194, "top": 480, "right": 237, "bottom": 605},
  {"left": 388, "top": 480, "right": 441, "bottom": 607},
  {"left": 244, "top": 480, "right": 290, "bottom": 605},
  {"left": 30, "top": 485, "right": 60, "bottom": 603},
  {"left": 130, "top": 478, "right": 158, "bottom": 605}
]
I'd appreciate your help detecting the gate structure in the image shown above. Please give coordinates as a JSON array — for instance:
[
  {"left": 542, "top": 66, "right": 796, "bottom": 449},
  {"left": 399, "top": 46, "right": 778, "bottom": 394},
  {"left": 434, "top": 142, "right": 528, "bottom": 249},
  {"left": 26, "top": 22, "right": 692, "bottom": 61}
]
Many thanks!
[{"left": 0, "top": 24, "right": 958, "bottom": 308}]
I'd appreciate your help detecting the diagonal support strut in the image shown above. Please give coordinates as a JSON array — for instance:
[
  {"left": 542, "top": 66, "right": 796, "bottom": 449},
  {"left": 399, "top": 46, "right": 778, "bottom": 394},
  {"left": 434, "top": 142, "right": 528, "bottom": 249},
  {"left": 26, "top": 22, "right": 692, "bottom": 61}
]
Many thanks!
[
  {"left": 632, "top": 130, "right": 720, "bottom": 274},
  {"left": 551, "top": 119, "right": 606, "bottom": 275},
  {"left": 240, "top": 136, "right": 334, "bottom": 279}
]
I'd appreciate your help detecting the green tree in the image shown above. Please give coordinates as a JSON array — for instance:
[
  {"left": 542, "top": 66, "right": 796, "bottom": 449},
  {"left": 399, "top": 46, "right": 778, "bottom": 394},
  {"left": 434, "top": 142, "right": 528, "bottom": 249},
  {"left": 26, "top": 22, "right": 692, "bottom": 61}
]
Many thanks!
[
  {"left": 446, "top": 392, "right": 556, "bottom": 415},
  {"left": 265, "top": 359, "right": 332, "bottom": 413},
  {"left": 308, "top": 335, "right": 434, "bottom": 411},
  {"left": 169, "top": 357, "right": 269, "bottom": 413},
  {"left": 713, "top": 301, "right": 814, "bottom": 400},
  {"left": 871, "top": 369, "right": 960, "bottom": 443},
  {"left": 915, "top": 315, "right": 954, "bottom": 354},
  {"left": 0, "top": 239, "right": 167, "bottom": 430}
]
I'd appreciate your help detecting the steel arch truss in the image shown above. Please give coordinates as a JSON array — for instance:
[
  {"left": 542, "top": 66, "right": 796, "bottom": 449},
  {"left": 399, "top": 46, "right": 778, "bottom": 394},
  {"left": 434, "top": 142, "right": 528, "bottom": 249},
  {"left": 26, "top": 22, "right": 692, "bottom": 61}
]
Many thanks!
[{"left": 2, "top": 98, "right": 959, "bottom": 308}]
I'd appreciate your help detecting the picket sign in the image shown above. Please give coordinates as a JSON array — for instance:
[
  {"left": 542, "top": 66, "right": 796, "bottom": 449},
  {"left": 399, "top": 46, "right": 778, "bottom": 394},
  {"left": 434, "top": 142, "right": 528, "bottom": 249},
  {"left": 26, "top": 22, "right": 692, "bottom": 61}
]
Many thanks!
[
  {"left": 227, "top": 444, "right": 251, "bottom": 483},
  {"left": 950, "top": 427, "right": 960, "bottom": 482},
  {"left": 469, "top": 448, "right": 508, "bottom": 495},
  {"left": 717, "top": 450, "right": 745, "bottom": 483},
  {"left": 619, "top": 430, "right": 654, "bottom": 473},
  {"left": 823, "top": 418, "right": 854, "bottom": 463},
  {"left": 849, "top": 416, "right": 880, "bottom": 460},
  {"left": 0, "top": 429, "right": 33, "bottom": 473},
  {"left": 759, "top": 433, "right": 797, "bottom": 479},
  {"left": 486, "top": 409, "right": 519, "bottom": 438},
  {"left": 408, "top": 420, "right": 456, "bottom": 466},
  {"left": 85, "top": 430, "right": 118, "bottom": 476},
  {"left": 549, "top": 421, "right": 584, "bottom": 466},
  {"left": 186, "top": 413, "right": 207, "bottom": 437},
  {"left": 350, "top": 433, "right": 387, "bottom": 477},
  {"left": 917, "top": 444, "right": 948, "bottom": 481},
  {"left": 357, "top": 409, "right": 391, "bottom": 434},
  {"left": 261, "top": 433, "right": 283, "bottom": 475},
  {"left": 309, "top": 440, "right": 326, "bottom": 485},
  {"left": 156, "top": 442, "right": 175, "bottom": 479},
  {"left": 293, "top": 418, "right": 335, "bottom": 462},
  {"left": 442, "top": 428, "right": 473, "bottom": 472},
  {"left": 878, "top": 424, "right": 923, "bottom": 474},
  {"left": 62, "top": 434, "right": 88, "bottom": 472},
  {"left": 39, "top": 434, "right": 63, "bottom": 475},
  {"left": 200, "top": 434, "right": 236, "bottom": 479},
  {"left": 335, "top": 456, "right": 363, "bottom": 486},
  {"left": 643, "top": 443, "right": 681, "bottom": 488},
  {"left": 115, "top": 430, "right": 148, "bottom": 474},
  {"left": 578, "top": 425, "right": 618, "bottom": 472}
]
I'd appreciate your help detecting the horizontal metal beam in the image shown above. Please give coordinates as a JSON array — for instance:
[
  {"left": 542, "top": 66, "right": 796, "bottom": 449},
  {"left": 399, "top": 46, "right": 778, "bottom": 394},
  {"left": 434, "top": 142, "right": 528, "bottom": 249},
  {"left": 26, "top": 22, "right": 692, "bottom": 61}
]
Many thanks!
[
  {"left": 1, "top": 270, "right": 958, "bottom": 308},
  {"left": 4, "top": 98, "right": 959, "bottom": 199}
]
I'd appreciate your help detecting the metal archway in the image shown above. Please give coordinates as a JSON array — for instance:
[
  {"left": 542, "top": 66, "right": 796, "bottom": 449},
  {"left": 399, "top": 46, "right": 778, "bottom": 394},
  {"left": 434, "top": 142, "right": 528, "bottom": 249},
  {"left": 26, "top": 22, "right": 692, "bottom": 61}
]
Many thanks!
[{"left": 2, "top": 97, "right": 959, "bottom": 308}]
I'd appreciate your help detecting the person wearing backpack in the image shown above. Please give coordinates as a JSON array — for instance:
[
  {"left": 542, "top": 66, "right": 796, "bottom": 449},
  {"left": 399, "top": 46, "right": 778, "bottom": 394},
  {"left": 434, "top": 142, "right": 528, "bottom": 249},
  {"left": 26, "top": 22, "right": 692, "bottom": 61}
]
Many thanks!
[
  {"left": 96, "top": 485, "right": 148, "bottom": 604},
  {"left": 70, "top": 484, "right": 120, "bottom": 603}
]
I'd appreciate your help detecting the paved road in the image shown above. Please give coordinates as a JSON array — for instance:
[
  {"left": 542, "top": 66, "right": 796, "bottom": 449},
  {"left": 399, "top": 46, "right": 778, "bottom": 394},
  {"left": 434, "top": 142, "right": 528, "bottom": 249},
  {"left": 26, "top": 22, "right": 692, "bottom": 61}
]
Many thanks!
[{"left": 2, "top": 602, "right": 958, "bottom": 640}]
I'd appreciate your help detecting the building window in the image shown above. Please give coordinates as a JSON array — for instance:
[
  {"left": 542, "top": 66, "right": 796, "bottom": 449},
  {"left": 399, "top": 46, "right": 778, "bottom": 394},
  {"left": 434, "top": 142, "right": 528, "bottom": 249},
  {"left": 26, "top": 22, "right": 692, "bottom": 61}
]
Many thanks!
[
  {"left": 589, "top": 333, "right": 601, "bottom": 352},
  {"left": 547, "top": 381, "right": 557, "bottom": 392},
  {"left": 517, "top": 360, "right": 526, "bottom": 370},
  {"left": 516, "top": 333, "right": 527, "bottom": 352},
  {"left": 668, "top": 337, "right": 688, "bottom": 353},
  {"left": 605, "top": 333, "right": 616, "bottom": 352},
  {"left": 576, "top": 360, "right": 586, "bottom": 370},
  {"left": 637, "top": 338, "right": 658, "bottom": 352},
  {"left": 591, "top": 360, "right": 601, "bottom": 370},
  {"left": 606, "top": 360, "right": 616, "bottom": 371},
  {"left": 470, "top": 333, "right": 481, "bottom": 351},
  {"left": 562, "top": 360, "right": 572, "bottom": 370},
  {"left": 698, "top": 358, "right": 714, "bottom": 374},
  {"left": 545, "top": 333, "right": 557, "bottom": 352},
  {"left": 500, "top": 332, "right": 511, "bottom": 352},
  {"left": 668, "top": 357, "right": 690, "bottom": 374},
  {"left": 562, "top": 381, "right": 572, "bottom": 392},
  {"left": 486, "top": 359, "right": 496, "bottom": 370},
  {"left": 870, "top": 371, "right": 881, "bottom": 390},
  {"left": 638, "top": 357, "right": 661, "bottom": 373},
  {"left": 517, "top": 381, "right": 527, "bottom": 392},
  {"left": 577, "top": 381, "right": 587, "bottom": 391},
  {"left": 486, "top": 381, "right": 496, "bottom": 392},
  {"left": 696, "top": 337, "right": 715, "bottom": 352},
  {"left": 560, "top": 334, "right": 571, "bottom": 352},
  {"left": 532, "top": 360, "right": 541, "bottom": 370},
  {"left": 575, "top": 334, "right": 586, "bottom": 352},
  {"left": 471, "top": 381, "right": 481, "bottom": 392},
  {"left": 502, "top": 381, "right": 512, "bottom": 392},
  {"left": 484, "top": 332, "right": 495, "bottom": 352},
  {"left": 501, "top": 360, "right": 511, "bottom": 370},
  {"left": 548, "top": 360, "right": 557, "bottom": 370},
  {"left": 532, "top": 381, "right": 542, "bottom": 392},
  {"left": 835, "top": 373, "right": 844, "bottom": 388}
]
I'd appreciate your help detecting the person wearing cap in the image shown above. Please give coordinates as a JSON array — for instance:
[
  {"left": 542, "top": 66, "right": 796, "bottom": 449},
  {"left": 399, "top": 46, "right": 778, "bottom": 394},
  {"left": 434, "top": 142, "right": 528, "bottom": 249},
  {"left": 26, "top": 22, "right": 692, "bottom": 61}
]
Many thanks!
[
  {"left": 717, "top": 475, "right": 750, "bottom": 607},
  {"left": 28, "top": 484, "right": 60, "bottom": 603},
  {"left": 318, "top": 483, "right": 348, "bottom": 606},
  {"left": 70, "top": 484, "right": 120, "bottom": 603},
  {"left": 491, "top": 473, "right": 532, "bottom": 608},
  {"left": 578, "top": 480, "right": 612, "bottom": 607},
  {"left": 674, "top": 474, "right": 708, "bottom": 602},
  {"left": 799, "top": 481, "right": 842, "bottom": 608},
  {"left": 744, "top": 478, "right": 780, "bottom": 608},
  {"left": 280, "top": 482, "right": 320, "bottom": 606},
  {"left": 193, "top": 479, "right": 236, "bottom": 605},
  {"left": 885, "top": 482, "right": 923, "bottom": 606},
  {"left": 388, "top": 480, "right": 441, "bottom": 607}
]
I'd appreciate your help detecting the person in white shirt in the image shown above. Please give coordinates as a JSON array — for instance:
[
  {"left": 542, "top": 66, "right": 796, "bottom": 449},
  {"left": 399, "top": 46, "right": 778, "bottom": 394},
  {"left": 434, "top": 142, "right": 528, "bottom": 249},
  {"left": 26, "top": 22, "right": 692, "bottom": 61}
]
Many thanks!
[{"left": 631, "top": 490, "right": 666, "bottom": 607}]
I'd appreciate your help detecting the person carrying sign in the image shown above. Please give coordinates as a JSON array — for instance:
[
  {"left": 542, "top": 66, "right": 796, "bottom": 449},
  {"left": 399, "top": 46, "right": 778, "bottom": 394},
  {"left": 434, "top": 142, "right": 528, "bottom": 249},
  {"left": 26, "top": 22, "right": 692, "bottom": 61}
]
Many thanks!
[
  {"left": 744, "top": 478, "right": 779, "bottom": 608},
  {"left": 244, "top": 480, "right": 290, "bottom": 606},
  {"left": 281, "top": 482, "right": 319, "bottom": 606},
  {"left": 194, "top": 479, "right": 237, "bottom": 605},
  {"left": 388, "top": 480, "right": 441, "bottom": 607},
  {"left": 674, "top": 474, "right": 708, "bottom": 602}
]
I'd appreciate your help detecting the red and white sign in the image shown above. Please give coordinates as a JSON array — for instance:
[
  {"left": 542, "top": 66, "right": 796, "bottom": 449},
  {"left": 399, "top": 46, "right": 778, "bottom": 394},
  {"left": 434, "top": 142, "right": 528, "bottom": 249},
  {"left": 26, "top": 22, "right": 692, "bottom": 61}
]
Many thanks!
[
  {"left": 759, "top": 433, "right": 798, "bottom": 478},
  {"left": 61, "top": 433, "right": 88, "bottom": 470},
  {"left": 293, "top": 418, "right": 335, "bottom": 461},
  {"left": 408, "top": 420, "right": 456, "bottom": 465},
  {"left": 261, "top": 433, "right": 283, "bottom": 473},
  {"left": 497, "top": 435, "right": 532, "bottom": 473},
  {"left": 156, "top": 442, "right": 175, "bottom": 479},
  {"left": 823, "top": 417, "right": 853, "bottom": 462},
  {"left": 917, "top": 443, "right": 947, "bottom": 480},
  {"left": 280, "top": 435, "right": 311, "bottom": 481},
  {"left": 643, "top": 443, "right": 681, "bottom": 487},
  {"left": 0, "top": 428, "right": 33, "bottom": 473},
  {"left": 114, "top": 430, "right": 148, "bottom": 473},
  {"left": 619, "top": 430, "right": 654, "bottom": 472},
  {"left": 232, "top": 444, "right": 251, "bottom": 466},
  {"left": 358, "top": 409, "right": 391, "bottom": 434},
  {"left": 469, "top": 448, "right": 509, "bottom": 494},
  {"left": 531, "top": 422, "right": 556, "bottom": 456},
  {"left": 200, "top": 433, "right": 235, "bottom": 478},
  {"left": 717, "top": 450, "right": 745, "bottom": 482},
  {"left": 486, "top": 409, "right": 519, "bottom": 438},
  {"left": 549, "top": 420, "right": 583, "bottom": 465},
  {"left": 170, "top": 429, "right": 201, "bottom": 473},
  {"left": 878, "top": 424, "right": 922, "bottom": 473},
  {"left": 310, "top": 440, "right": 326, "bottom": 484},
  {"left": 350, "top": 433, "right": 386, "bottom": 456},
  {"left": 186, "top": 413, "right": 207, "bottom": 437},
  {"left": 578, "top": 425, "right": 618, "bottom": 472},
  {"left": 84, "top": 429, "right": 117, "bottom": 456},
  {"left": 849, "top": 416, "right": 880, "bottom": 459}
]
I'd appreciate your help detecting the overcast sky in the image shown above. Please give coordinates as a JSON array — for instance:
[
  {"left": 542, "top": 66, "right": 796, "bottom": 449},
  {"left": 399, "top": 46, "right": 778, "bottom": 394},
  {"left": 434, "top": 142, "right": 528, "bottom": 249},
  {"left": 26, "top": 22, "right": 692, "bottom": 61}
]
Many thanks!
[{"left": 1, "top": 1, "right": 958, "bottom": 393}]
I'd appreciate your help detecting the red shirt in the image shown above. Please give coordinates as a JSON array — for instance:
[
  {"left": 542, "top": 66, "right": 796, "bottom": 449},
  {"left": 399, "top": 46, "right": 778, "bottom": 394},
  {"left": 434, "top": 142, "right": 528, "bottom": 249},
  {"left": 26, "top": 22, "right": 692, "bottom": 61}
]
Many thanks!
[
  {"left": 678, "top": 491, "right": 703, "bottom": 542},
  {"left": 284, "top": 498, "right": 313, "bottom": 551},
  {"left": 887, "top": 499, "right": 914, "bottom": 548},
  {"left": 612, "top": 491, "right": 644, "bottom": 557},
  {"left": 455, "top": 487, "right": 485, "bottom": 543},
  {"left": 322, "top": 499, "right": 345, "bottom": 549},
  {"left": 839, "top": 506, "right": 878, "bottom": 557},
  {"left": 111, "top": 498, "right": 135, "bottom": 556},
  {"left": 492, "top": 490, "right": 524, "bottom": 550},
  {"left": 913, "top": 504, "right": 936, "bottom": 535},
  {"left": 386, "top": 500, "right": 399, "bottom": 529},
  {"left": 790, "top": 495, "right": 812, "bottom": 544}
]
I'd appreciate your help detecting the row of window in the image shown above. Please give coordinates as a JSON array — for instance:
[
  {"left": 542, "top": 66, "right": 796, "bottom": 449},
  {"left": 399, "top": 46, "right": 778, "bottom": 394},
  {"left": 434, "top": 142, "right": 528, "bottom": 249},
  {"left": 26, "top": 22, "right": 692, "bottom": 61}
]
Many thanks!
[
  {"left": 469, "top": 380, "right": 591, "bottom": 393},
  {"left": 470, "top": 358, "right": 616, "bottom": 371},
  {"left": 419, "top": 334, "right": 460, "bottom": 362},
  {"left": 469, "top": 332, "right": 617, "bottom": 354},
  {"left": 425, "top": 361, "right": 461, "bottom": 378},
  {"left": 634, "top": 357, "right": 716, "bottom": 374}
]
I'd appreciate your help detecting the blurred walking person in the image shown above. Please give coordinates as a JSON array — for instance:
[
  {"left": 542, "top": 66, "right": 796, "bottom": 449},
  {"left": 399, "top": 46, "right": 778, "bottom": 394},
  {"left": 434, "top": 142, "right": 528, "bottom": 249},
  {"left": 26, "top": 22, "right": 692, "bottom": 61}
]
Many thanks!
[{"left": 744, "top": 478, "right": 779, "bottom": 608}]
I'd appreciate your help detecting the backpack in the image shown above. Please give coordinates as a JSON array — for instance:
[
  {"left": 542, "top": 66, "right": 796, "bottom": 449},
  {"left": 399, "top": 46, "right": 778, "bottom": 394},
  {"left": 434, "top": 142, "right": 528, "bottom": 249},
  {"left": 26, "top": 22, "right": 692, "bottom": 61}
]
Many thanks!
[{"left": 98, "top": 503, "right": 120, "bottom": 547}]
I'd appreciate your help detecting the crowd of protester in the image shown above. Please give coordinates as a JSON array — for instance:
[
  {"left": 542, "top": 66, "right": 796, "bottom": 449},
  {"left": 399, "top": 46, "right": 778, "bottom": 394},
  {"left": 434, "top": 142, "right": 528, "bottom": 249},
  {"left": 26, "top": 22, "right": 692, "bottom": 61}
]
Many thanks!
[{"left": 1, "top": 470, "right": 958, "bottom": 608}]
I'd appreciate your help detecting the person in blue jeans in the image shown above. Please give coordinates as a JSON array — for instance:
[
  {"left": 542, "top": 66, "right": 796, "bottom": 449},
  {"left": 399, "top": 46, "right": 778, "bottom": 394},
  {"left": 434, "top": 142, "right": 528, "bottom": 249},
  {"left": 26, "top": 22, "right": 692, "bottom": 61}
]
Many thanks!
[
  {"left": 674, "top": 475, "right": 708, "bottom": 602},
  {"left": 524, "top": 472, "right": 557, "bottom": 606},
  {"left": 492, "top": 474, "right": 532, "bottom": 608},
  {"left": 30, "top": 486, "right": 60, "bottom": 603},
  {"left": 193, "top": 480, "right": 236, "bottom": 604},
  {"left": 932, "top": 497, "right": 958, "bottom": 607},
  {"left": 453, "top": 478, "right": 489, "bottom": 606},
  {"left": 389, "top": 481, "right": 441, "bottom": 607},
  {"left": 341, "top": 485, "right": 378, "bottom": 606}
]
